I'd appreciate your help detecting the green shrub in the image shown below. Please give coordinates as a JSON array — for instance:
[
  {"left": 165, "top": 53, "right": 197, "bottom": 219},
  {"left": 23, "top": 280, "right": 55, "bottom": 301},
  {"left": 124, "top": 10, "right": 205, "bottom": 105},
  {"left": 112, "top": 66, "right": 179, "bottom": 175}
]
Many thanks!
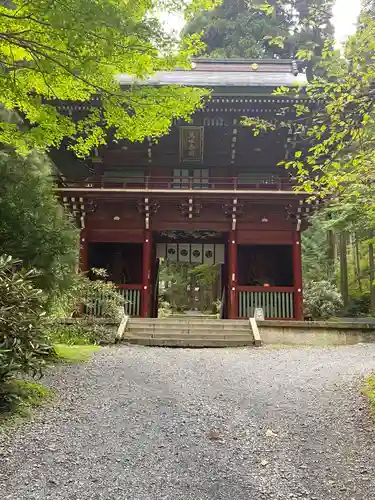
[
  {"left": 303, "top": 280, "right": 343, "bottom": 319},
  {"left": 0, "top": 255, "right": 52, "bottom": 384},
  {"left": 0, "top": 151, "right": 78, "bottom": 294},
  {"left": 0, "top": 379, "right": 52, "bottom": 420},
  {"left": 83, "top": 269, "right": 124, "bottom": 319},
  {"left": 158, "top": 300, "right": 172, "bottom": 318},
  {"left": 47, "top": 322, "right": 95, "bottom": 345},
  {"left": 50, "top": 268, "right": 124, "bottom": 319},
  {"left": 47, "top": 320, "right": 117, "bottom": 345},
  {"left": 346, "top": 292, "right": 371, "bottom": 317}
]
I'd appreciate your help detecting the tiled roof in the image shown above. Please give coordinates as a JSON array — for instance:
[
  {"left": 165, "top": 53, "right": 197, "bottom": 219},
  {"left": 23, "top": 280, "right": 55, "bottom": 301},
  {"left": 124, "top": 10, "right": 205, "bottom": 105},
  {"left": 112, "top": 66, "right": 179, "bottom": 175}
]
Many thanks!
[{"left": 117, "top": 59, "right": 307, "bottom": 89}]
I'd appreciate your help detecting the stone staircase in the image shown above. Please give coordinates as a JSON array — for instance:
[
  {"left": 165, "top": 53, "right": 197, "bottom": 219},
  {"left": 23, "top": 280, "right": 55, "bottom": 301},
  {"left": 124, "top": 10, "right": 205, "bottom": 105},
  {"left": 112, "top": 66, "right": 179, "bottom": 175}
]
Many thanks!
[{"left": 123, "top": 317, "right": 256, "bottom": 347}]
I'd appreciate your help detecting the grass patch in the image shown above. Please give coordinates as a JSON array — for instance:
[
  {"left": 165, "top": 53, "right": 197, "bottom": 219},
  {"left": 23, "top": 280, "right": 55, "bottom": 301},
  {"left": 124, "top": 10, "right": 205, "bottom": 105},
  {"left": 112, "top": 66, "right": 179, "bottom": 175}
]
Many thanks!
[
  {"left": 48, "top": 323, "right": 98, "bottom": 346},
  {"left": 53, "top": 343, "right": 101, "bottom": 362},
  {"left": 0, "top": 379, "right": 53, "bottom": 426},
  {"left": 362, "top": 373, "right": 375, "bottom": 413}
]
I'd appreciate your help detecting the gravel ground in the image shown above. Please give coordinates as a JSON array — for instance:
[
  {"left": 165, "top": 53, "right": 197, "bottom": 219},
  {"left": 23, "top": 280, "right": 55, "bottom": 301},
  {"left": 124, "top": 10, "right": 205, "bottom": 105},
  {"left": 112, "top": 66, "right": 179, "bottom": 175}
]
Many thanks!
[{"left": 1, "top": 344, "right": 375, "bottom": 500}]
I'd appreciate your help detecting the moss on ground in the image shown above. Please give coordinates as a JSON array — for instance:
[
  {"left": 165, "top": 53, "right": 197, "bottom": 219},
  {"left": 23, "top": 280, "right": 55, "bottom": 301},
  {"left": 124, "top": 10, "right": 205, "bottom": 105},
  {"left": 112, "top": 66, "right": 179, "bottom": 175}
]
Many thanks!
[
  {"left": 53, "top": 343, "right": 101, "bottom": 362},
  {"left": 0, "top": 343, "right": 100, "bottom": 427},
  {"left": 362, "top": 374, "right": 375, "bottom": 413},
  {"left": 0, "top": 379, "right": 53, "bottom": 426}
]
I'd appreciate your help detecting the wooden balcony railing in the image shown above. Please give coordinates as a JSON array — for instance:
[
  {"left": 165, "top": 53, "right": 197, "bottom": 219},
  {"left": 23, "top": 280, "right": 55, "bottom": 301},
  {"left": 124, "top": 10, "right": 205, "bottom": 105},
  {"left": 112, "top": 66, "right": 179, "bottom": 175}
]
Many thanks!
[
  {"left": 64, "top": 174, "right": 294, "bottom": 192},
  {"left": 238, "top": 286, "right": 295, "bottom": 319}
]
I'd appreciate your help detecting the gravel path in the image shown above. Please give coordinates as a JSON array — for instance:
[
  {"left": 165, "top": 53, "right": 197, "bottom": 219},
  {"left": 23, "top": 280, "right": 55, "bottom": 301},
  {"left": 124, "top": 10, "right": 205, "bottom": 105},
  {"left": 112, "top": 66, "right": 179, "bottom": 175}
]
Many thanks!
[{"left": 2, "top": 344, "right": 375, "bottom": 500}]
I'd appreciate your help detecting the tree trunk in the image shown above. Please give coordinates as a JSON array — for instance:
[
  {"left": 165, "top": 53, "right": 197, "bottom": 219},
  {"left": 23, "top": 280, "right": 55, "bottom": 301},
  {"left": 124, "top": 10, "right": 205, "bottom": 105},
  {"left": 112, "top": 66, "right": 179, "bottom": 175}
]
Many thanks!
[
  {"left": 369, "top": 233, "right": 375, "bottom": 314},
  {"left": 355, "top": 234, "right": 362, "bottom": 292},
  {"left": 327, "top": 230, "right": 336, "bottom": 279},
  {"left": 339, "top": 232, "right": 349, "bottom": 308}
]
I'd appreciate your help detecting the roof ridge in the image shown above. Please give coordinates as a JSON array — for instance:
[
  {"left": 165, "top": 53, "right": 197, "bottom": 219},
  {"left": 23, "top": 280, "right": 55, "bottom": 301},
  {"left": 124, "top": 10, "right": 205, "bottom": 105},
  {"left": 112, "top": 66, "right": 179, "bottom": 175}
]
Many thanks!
[{"left": 191, "top": 58, "right": 297, "bottom": 65}]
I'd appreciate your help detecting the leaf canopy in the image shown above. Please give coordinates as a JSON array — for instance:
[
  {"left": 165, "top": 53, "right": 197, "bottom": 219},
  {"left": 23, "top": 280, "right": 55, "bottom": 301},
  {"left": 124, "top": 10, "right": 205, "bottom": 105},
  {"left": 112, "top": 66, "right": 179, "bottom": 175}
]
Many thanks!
[{"left": 0, "top": 0, "right": 216, "bottom": 155}]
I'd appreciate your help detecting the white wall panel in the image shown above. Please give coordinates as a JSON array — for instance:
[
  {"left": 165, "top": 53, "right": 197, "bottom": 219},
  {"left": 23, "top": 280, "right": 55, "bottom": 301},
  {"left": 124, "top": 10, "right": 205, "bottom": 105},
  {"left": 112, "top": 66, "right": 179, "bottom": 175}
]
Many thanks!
[
  {"left": 178, "top": 243, "right": 190, "bottom": 262},
  {"left": 166, "top": 243, "right": 178, "bottom": 262},
  {"left": 190, "top": 244, "right": 203, "bottom": 264},
  {"left": 156, "top": 243, "right": 166, "bottom": 259},
  {"left": 215, "top": 244, "right": 225, "bottom": 264},
  {"left": 203, "top": 244, "right": 215, "bottom": 265}
]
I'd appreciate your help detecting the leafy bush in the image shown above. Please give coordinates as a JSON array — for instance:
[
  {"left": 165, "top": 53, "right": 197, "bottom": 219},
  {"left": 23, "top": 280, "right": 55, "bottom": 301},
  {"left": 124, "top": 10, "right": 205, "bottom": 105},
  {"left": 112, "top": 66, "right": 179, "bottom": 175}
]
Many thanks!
[
  {"left": 346, "top": 292, "right": 371, "bottom": 317},
  {"left": 0, "top": 255, "right": 51, "bottom": 384},
  {"left": 0, "top": 379, "right": 52, "bottom": 420},
  {"left": 158, "top": 300, "right": 172, "bottom": 318},
  {"left": 303, "top": 280, "right": 343, "bottom": 319},
  {"left": 48, "top": 320, "right": 118, "bottom": 346},
  {"left": 50, "top": 269, "right": 124, "bottom": 320},
  {"left": 47, "top": 322, "right": 96, "bottom": 345},
  {"left": 82, "top": 269, "right": 124, "bottom": 319},
  {"left": 0, "top": 152, "right": 78, "bottom": 293}
]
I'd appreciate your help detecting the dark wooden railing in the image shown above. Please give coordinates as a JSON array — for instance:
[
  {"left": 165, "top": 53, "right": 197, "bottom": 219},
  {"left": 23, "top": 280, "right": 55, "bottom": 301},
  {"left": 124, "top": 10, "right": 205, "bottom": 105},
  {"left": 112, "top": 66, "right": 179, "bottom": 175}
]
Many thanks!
[{"left": 65, "top": 174, "right": 294, "bottom": 192}]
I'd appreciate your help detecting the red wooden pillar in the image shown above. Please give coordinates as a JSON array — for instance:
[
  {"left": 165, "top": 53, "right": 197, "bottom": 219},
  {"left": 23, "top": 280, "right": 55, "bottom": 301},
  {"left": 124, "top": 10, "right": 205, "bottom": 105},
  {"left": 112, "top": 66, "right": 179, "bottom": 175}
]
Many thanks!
[
  {"left": 228, "top": 229, "right": 238, "bottom": 319},
  {"left": 142, "top": 229, "right": 152, "bottom": 317},
  {"left": 293, "top": 232, "right": 303, "bottom": 320},
  {"left": 79, "top": 229, "right": 88, "bottom": 273}
]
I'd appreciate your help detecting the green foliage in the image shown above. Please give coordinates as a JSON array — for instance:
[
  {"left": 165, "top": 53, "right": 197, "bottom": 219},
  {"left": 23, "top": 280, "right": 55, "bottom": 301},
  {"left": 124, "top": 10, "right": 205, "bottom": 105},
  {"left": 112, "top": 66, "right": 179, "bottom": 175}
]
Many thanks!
[
  {"left": 241, "top": 116, "right": 276, "bottom": 136},
  {"left": 278, "top": 13, "right": 375, "bottom": 229},
  {"left": 362, "top": 373, "right": 375, "bottom": 415},
  {"left": 0, "top": 255, "right": 52, "bottom": 384},
  {"left": 185, "top": 0, "right": 334, "bottom": 64},
  {"left": 83, "top": 270, "right": 125, "bottom": 319},
  {"left": 48, "top": 318, "right": 121, "bottom": 345},
  {"left": 0, "top": 151, "right": 78, "bottom": 292},
  {"left": 158, "top": 300, "right": 173, "bottom": 318},
  {"left": 303, "top": 280, "right": 343, "bottom": 319},
  {"left": 0, "top": 379, "right": 52, "bottom": 423},
  {"left": 189, "top": 263, "right": 220, "bottom": 286},
  {"left": 47, "top": 322, "right": 96, "bottom": 346},
  {"left": 159, "top": 262, "right": 191, "bottom": 312},
  {"left": 159, "top": 261, "right": 221, "bottom": 312},
  {"left": 50, "top": 269, "right": 125, "bottom": 320},
  {"left": 346, "top": 292, "right": 371, "bottom": 317},
  {"left": 53, "top": 344, "right": 101, "bottom": 363},
  {"left": 0, "top": 0, "right": 215, "bottom": 155},
  {"left": 302, "top": 219, "right": 333, "bottom": 282}
]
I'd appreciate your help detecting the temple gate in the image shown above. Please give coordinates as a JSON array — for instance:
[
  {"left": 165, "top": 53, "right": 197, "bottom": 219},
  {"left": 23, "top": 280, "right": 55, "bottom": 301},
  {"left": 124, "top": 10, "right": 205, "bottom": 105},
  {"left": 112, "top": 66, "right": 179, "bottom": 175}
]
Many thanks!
[{"left": 55, "top": 59, "right": 315, "bottom": 319}]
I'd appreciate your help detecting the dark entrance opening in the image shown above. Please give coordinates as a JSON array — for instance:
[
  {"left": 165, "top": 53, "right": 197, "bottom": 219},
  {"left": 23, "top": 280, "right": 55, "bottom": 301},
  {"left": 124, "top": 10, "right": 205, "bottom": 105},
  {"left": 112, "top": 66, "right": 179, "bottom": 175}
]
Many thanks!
[
  {"left": 88, "top": 242, "right": 142, "bottom": 284},
  {"left": 238, "top": 245, "right": 293, "bottom": 286}
]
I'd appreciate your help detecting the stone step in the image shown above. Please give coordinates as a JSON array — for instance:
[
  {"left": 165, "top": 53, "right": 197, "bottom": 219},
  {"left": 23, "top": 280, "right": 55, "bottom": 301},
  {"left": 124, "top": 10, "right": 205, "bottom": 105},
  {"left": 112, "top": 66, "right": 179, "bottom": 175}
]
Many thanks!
[
  {"left": 128, "top": 325, "right": 251, "bottom": 333},
  {"left": 128, "top": 329, "right": 251, "bottom": 338},
  {"left": 129, "top": 318, "right": 248, "bottom": 325},
  {"left": 127, "top": 323, "right": 251, "bottom": 332},
  {"left": 126, "top": 333, "right": 254, "bottom": 340},
  {"left": 122, "top": 337, "right": 255, "bottom": 348},
  {"left": 123, "top": 317, "right": 255, "bottom": 347}
]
